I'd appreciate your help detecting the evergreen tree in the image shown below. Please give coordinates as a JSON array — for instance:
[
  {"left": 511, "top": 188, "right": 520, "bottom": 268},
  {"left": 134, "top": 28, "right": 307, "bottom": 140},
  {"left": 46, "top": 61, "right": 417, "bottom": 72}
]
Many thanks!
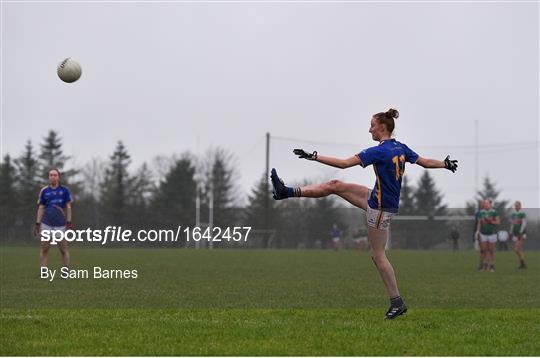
[
  {"left": 411, "top": 171, "right": 447, "bottom": 249},
  {"left": 150, "top": 156, "right": 197, "bottom": 228},
  {"left": 399, "top": 175, "right": 416, "bottom": 215},
  {"left": 466, "top": 176, "right": 509, "bottom": 215},
  {"left": 393, "top": 175, "right": 417, "bottom": 248},
  {"left": 38, "top": 130, "right": 79, "bottom": 191},
  {"left": 39, "top": 131, "right": 69, "bottom": 178},
  {"left": 245, "top": 173, "right": 271, "bottom": 229},
  {"left": 132, "top": 163, "right": 154, "bottom": 205},
  {"left": 244, "top": 173, "right": 280, "bottom": 247},
  {"left": 415, "top": 171, "right": 447, "bottom": 216},
  {"left": 202, "top": 148, "right": 238, "bottom": 228},
  {"left": 14, "top": 140, "right": 41, "bottom": 229},
  {"left": 0, "top": 155, "right": 19, "bottom": 242},
  {"left": 129, "top": 162, "right": 154, "bottom": 229},
  {"left": 100, "top": 141, "right": 133, "bottom": 225}
]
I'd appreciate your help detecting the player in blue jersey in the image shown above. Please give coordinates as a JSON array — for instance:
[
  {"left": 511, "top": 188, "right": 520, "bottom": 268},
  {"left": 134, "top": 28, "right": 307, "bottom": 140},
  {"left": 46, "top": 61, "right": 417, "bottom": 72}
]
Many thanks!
[
  {"left": 330, "top": 223, "right": 343, "bottom": 251},
  {"left": 34, "top": 168, "right": 74, "bottom": 269},
  {"left": 270, "top": 108, "right": 458, "bottom": 319}
]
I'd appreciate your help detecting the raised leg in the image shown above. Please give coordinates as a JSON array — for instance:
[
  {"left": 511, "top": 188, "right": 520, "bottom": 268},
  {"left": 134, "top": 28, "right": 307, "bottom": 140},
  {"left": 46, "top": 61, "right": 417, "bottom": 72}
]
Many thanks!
[{"left": 300, "top": 179, "right": 369, "bottom": 210}]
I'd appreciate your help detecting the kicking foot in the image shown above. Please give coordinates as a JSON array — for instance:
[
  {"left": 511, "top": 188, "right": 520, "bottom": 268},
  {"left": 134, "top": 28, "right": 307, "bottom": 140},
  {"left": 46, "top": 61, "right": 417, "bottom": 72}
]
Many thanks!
[
  {"left": 385, "top": 304, "right": 407, "bottom": 320},
  {"left": 270, "top": 168, "right": 289, "bottom": 200}
]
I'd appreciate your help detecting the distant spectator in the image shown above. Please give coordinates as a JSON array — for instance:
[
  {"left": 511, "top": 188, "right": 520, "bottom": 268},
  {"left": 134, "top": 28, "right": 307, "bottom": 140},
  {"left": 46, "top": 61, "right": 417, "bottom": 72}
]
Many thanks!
[
  {"left": 450, "top": 226, "right": 460, "bottom": 251},
  {"left": 330, "top": 224, "right": 342, "bottom": 251}
]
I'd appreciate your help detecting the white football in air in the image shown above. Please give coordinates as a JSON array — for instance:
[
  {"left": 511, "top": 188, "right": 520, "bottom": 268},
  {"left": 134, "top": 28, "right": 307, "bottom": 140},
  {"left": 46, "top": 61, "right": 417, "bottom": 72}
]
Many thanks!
[{"left": 57, "top": 58, "right": 82, "bottom": 83}]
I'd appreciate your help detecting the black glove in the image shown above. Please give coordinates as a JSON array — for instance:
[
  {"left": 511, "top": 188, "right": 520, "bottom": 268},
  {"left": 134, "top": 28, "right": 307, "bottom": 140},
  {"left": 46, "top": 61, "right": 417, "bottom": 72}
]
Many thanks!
[
  {"left": 293, "top": 149, "right": 318, "bottom": 161},
  {"left": 444, "top": 155, "right": 458, "bottom": 173}
]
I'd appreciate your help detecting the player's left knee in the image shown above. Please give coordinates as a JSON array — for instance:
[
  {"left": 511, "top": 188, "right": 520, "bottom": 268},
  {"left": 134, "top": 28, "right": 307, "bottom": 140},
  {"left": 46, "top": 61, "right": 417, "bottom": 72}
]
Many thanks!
[
  {"left": 326, "top": 179, "right": 343, "bottom": 194},
  {"left": 370, "top": 252, "right": 385, "bottom": 265}
]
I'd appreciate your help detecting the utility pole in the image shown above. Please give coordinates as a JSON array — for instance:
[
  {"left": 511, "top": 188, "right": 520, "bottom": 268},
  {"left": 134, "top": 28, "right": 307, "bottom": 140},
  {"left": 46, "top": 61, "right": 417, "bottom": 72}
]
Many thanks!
[
  {"left": 264, "top": 132, "right": 270, "bottom": 248},
  {"left": 475, "top": 120, "right": 479, "bottom": 193},
  {"left": 195, "top": 186, "right": 200, "bottom": 250},
  {"left": 208, "top": 188, "right": 214, "bottom": 250}
]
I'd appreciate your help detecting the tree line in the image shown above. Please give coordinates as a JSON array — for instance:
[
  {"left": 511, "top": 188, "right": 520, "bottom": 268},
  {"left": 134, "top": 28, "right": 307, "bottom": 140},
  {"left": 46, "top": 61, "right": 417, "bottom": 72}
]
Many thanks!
[
  {"left": 1, "top": 130, "right": 526, "bottom": 249},
  {"left": 0, "top": 130, "right": 240, "bottom": 245}
]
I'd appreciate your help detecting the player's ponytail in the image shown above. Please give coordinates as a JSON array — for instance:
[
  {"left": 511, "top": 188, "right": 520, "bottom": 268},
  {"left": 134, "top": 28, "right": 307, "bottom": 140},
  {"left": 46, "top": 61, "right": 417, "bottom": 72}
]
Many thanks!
[
  {"left": 386, "top": 108, "right": 399, "bottom": 120},
  {"left": 373, "top": 108, "right": 399, "bottom": 134}
]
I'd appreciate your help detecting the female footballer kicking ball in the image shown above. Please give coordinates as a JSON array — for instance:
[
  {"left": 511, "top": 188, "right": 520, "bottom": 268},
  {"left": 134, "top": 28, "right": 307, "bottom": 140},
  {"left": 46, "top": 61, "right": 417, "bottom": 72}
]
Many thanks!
[
  {"left": 270, "top": 108, "right": 458, "bottom": 319},
  {"left": 34, "top": 168, "right": 74, "bottom": 269}
]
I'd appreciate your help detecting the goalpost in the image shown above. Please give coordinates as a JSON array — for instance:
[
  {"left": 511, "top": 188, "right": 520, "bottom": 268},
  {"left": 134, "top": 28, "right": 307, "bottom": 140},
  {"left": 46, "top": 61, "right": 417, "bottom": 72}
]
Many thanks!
[{"left": 193, "top": 185, "right": 213, "bottom": 249}]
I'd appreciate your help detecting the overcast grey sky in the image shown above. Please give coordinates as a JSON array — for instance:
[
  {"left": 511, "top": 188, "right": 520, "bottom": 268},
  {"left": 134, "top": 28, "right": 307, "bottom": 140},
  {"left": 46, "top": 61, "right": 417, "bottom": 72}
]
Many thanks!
[{"left": 2, "top": 1, "right": 539, "bottom": 208}]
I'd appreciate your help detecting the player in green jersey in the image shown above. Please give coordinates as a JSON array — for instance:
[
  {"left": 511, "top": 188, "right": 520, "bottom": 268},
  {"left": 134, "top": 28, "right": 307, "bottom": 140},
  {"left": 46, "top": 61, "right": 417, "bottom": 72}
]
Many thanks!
[
  {"left": 475, "top": 199, "right": 500, "bottom": 272},
  {"left": 509, "top": 201, "right": 527, "bottom": 269},
  {"left": 474, "top": 200, "right": 486, "bottom": 270}
]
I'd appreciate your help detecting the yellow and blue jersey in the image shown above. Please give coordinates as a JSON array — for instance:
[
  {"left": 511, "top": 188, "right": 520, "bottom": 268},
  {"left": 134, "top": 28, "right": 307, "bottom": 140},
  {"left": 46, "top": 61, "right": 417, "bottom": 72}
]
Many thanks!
[
  {"left": 357, "top": 139, "right": 418, "bottom": 213},
  {"left": 37, "top": 185, "right": 72, "bottom": 226}
]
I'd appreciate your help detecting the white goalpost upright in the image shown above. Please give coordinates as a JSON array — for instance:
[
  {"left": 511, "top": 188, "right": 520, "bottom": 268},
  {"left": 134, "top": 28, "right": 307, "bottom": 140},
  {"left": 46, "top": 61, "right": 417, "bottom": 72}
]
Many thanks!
[
  {"left": 194, "top": 184, "right": 213, "bottom": 249},
  {"left": 195, "top": 186, "right": 201, "bottom": 249},
  {"left": 208, "top": 189, "right": 214, "bottom": 250}
]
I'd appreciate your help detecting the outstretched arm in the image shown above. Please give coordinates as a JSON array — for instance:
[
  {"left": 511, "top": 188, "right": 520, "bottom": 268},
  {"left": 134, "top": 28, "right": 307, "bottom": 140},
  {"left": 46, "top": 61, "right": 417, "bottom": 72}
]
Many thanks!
[
  {"left": 293, "top": 149, "right": 360, "bottom": 169},
  {"left": 317, "top": 154, "right": 361, "bottom": 169},
  {"left": 416, "top": 157, "right": 445, "bottom": 168},
  {"left": 416, "top": 155, "right": 458, "bottom": 172}
]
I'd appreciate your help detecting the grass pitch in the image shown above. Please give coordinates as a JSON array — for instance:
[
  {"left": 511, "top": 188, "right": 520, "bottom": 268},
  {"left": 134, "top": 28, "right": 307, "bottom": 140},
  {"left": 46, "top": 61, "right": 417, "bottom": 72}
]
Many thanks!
[{"left": 1, "top": 247, "right": 539, "bottom": 355}]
